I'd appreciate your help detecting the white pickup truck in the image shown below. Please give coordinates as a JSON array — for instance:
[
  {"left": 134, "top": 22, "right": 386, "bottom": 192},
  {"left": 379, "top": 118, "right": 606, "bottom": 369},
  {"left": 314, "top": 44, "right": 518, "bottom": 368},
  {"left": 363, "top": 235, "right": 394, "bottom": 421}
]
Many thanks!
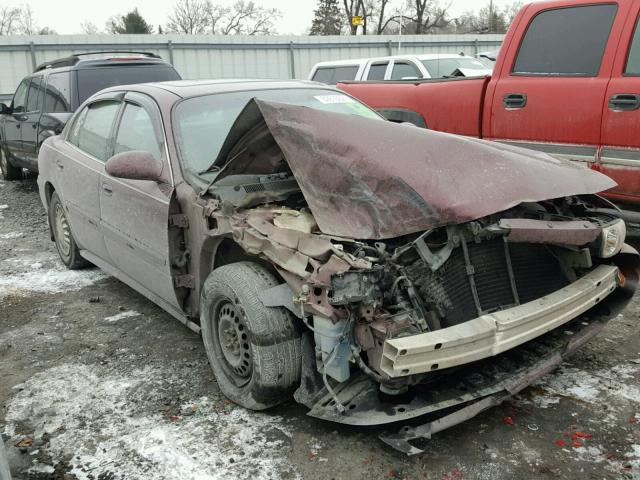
[{"left": 309, "top": 53, "right": 492, "bottom": 85}]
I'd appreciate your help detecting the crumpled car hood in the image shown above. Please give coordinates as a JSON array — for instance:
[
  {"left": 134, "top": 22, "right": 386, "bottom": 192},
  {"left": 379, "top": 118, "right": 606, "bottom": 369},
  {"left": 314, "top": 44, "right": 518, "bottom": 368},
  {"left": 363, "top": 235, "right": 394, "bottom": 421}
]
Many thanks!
[{"left": 213, "top": 99, "right": 616, "bottom": 240}]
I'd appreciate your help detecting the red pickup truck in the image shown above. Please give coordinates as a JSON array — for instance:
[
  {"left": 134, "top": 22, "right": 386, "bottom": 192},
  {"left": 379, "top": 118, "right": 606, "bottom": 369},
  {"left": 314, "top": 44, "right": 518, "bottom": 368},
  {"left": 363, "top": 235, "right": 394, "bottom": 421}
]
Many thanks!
[{"left": 339, "top": 0, "right": 640, "bottom": 231}]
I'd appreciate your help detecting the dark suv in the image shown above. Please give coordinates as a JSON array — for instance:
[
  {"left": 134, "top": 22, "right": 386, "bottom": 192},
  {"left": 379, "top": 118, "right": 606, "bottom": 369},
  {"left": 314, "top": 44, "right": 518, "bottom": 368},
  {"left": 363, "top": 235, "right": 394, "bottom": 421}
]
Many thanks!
[{"left": 0, "top": 52, "right": 181, "bottom": 180}]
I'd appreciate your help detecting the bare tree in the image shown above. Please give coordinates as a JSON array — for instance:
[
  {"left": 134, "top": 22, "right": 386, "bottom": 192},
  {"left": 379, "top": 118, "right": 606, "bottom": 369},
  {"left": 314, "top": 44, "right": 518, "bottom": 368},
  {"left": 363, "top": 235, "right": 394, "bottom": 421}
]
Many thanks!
[
  {"left": 0, "top": 6, "right": 21, "bottom": 35},
  {"left": 219, "top": 1, "right": 280, "bottom": 35},
  {"left": 17, "top": 4, "right": 37, "bottom": 34},
  {"left": 167, "top": 0, "right": 211, "bottom": 34},
  {"left": 408, "top": 0, "right": 451, "bottom": 34},
  {"left": 80, "top": 20, "right": 101, "bottom": 34},
  {"left": 343, "top": 0, "right": 365, "bottom": 34},
  {"left": 363, "top": 0, "right": 396, "bottom": 34}
]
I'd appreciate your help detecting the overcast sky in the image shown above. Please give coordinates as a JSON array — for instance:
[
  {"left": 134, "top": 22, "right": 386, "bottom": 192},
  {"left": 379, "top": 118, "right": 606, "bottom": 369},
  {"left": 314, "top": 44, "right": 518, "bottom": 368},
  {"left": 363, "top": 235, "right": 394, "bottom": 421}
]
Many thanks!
[{"left": 6, "top": 0, "right": 514, "bottom": 35}]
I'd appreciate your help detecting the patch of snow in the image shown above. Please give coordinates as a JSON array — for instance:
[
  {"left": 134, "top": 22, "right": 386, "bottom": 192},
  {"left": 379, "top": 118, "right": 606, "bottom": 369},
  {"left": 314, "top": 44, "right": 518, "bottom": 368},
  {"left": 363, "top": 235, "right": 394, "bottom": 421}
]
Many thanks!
[
  {"left": 518, "top": 363, "right": 640, "bottom": 411},
  {"left": 0, "top": 253, "right": 107, "bottom": 299},
  {"left": 104, "top": 310, "right": 140, "bottom": 323},
  {"left": 0, "top": 231, "right": 23, "bottom": 240},
  {"left": 4, "top": 363, "right": 297, "bottom": 480}
]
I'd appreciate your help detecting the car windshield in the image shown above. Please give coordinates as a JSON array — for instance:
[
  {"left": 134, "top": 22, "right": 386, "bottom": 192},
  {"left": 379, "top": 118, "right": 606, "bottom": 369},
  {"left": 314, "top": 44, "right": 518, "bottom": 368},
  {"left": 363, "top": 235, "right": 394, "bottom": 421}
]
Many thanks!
[
  {"left": 174, "top": 88, "right": 382, "bottom": 175},
  {"left": 421, "top": 58, "right": 488, "bottom": 77}
]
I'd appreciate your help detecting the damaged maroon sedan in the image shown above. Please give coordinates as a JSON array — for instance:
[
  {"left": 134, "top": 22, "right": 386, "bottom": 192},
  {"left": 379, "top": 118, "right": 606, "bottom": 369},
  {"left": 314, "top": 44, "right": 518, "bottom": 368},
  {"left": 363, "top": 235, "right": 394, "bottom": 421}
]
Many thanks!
[{"left": 37, "top": 80, "right": 638, "bottom": 454}]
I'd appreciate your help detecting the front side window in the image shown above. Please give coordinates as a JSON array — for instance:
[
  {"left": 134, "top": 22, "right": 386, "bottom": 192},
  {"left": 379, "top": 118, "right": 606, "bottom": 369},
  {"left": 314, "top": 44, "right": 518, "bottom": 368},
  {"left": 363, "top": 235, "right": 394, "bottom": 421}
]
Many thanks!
[
  {"left": 26, "top": 76, "right": 43, "bottom": 113},
  {"left": 114, "top": 103, "right": 162, "bottom": 161},
  {"left": 174, "top": 88, "right": 382, "bottom": 175},
  {"left": 44, "top": 72, "right": 72, "bottom": 113},
  {"left": 69, "top": 100, "right": 120, "bottom": 161},
  {"left": 367, "top": 63, "right": 388, "bottom": 80},
  {"left": 12, "top": 80, "right": 29, "bottom": 113},
  {"left": 390, "top": 62, "right": 421, "bottom": 80},
  {"left": 626, "top": 16, "right": 640, "bottom": 75},
  {"left": 512, "top": 4, "right": 617, "bottom": 76}
]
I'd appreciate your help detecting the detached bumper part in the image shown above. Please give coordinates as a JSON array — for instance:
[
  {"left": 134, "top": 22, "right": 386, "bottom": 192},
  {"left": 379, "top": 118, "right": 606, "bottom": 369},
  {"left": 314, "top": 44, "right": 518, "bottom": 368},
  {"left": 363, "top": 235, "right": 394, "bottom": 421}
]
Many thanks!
[{"left": 381, "top": 265, "right": 619, "bottom": 377}]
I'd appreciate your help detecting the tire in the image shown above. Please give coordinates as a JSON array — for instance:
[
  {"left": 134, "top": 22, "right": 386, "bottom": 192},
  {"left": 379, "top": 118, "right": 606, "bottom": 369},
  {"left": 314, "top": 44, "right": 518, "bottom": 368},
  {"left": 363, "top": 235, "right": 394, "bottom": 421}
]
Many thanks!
[
  {"left": 48, "top": 192, "right": 89, "bottom": 269},
  {"left": 201, "top": 262, "right": 302, "bottom": 410},
  {"left": 0, "top": 146, "right": 21, "bottom": 180}
]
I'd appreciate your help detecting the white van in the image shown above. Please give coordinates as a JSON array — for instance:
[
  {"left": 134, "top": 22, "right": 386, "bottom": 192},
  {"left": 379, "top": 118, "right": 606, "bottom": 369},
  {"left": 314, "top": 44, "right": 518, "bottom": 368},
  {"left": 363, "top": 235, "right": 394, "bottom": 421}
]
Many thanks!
[{"left": 308, "top": 54, "right": 492, "bottom": 85}]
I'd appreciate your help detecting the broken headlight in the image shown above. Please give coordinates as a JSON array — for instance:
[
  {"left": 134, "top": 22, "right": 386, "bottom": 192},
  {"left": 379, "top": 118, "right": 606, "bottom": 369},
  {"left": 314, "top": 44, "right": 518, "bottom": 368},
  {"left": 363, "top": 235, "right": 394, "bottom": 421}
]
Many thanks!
[{"left": 597, "top": 219, "right": 626, "bottom": 258}]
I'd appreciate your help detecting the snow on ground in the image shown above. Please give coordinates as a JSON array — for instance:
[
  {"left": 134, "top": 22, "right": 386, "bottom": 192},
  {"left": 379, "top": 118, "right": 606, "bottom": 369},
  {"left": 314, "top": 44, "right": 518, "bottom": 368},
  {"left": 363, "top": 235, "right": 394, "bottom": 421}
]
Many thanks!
[
  {"left": 4, "top": 363, "right": 298, "bottom": 480},
  {"left": 0, "top": 253, "right": 107, "bottom": 299},
  {"left": 0, "top": 231, "right": 23, "bottom": 240},
  {"left": 104, "top": 310, "right": 141, "bottom": 322},
  {"left": 521, "top": 362, "right": 640, "bottom": 411}
]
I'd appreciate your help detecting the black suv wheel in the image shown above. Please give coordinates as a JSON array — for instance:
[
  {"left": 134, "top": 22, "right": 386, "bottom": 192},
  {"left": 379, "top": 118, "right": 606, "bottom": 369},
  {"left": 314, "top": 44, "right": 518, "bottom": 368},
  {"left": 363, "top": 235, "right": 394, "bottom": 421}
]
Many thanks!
[{"left": 0, "top": 147, "right": 21, "bottom": 180}]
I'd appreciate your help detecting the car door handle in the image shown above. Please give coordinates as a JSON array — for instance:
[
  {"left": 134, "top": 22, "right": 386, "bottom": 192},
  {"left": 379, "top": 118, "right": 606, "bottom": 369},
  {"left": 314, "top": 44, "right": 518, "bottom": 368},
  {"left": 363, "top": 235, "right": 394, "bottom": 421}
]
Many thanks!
[
  {"left": 503, "top": 93, "right": 527, "bottom": 109},
  {"left": 15, "top": 123, "right": 20, "bottom": 129},
  {"left": 102, "top": 183, "right": 113, "bottom": 196},
  {"left": 55, "top": 159, "right": 63, "bottom": 171},
  {"left": 608, "top": 93, "right": 640, "bottom": 111}
]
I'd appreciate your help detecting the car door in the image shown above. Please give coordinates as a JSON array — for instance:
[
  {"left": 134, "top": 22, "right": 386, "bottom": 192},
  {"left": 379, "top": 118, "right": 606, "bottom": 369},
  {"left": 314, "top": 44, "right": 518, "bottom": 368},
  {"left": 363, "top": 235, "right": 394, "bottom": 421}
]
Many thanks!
[
  {"left": 3, "top": 79, "right": 29, "bottom": 165},
  {"left": 99, "top": 92, "right": 179, "bottom": 308},
  {"left": 488, "top": 2, "right": 626, "bottom": 165},
  {"left": 22, "top": 75, "right": 45, "bottom": 169},
  {"left": 60, "top": 94, "right": 122, "bottom": 262},
  {"left": 599, "top": 4, "right": 640, "bottom": 203}
]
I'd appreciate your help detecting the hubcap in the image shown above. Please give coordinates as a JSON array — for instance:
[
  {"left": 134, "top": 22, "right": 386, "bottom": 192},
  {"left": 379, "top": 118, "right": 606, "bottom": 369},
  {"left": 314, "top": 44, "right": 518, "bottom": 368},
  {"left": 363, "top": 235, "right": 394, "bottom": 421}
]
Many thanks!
[
  {"left": 217, "top": 301, "right": 252, "bottom": 379},
  {"left": 54, "top": 203, "right": 71, "bottom": 257}
]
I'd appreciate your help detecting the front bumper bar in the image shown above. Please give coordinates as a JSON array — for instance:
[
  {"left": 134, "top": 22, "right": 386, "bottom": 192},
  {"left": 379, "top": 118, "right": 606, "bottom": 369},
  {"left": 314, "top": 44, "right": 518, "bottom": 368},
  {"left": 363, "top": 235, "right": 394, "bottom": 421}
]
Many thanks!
[{"left": 381, "top": 265, "right": 619, "bottom": 377}]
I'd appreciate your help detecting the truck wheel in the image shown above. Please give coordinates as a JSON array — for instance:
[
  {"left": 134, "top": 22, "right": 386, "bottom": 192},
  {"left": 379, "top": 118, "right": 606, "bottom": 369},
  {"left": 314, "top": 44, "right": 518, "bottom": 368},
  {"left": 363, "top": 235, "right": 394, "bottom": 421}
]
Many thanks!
[
  {"left": 48, "top": 192, "right": 89, "bottom": 269},
  {"left": 0, "top": 147, "right": 21, "bottom": 180},
  {"left": 200, "top": 262, "right": 302, "bottom": 410}
]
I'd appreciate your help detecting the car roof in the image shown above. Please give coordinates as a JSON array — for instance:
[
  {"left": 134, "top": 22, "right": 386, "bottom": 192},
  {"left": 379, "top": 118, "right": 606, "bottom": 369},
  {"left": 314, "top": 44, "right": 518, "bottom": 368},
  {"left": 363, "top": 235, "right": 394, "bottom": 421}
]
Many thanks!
[
  {"left": 34, "top": 52, "right": 172, "bottom": 74},
  {"left": 101, "top": 79, "right": 336, "bottom": 99}
]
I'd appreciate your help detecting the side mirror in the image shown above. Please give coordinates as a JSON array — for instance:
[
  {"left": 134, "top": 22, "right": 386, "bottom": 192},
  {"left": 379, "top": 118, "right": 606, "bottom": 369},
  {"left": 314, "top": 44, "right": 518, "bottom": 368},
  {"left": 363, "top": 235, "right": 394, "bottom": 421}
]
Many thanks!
[
  {"left": 105, "top": 151, "right": 162, "bottom": 182},
  {"left": 0, "top": 103, "right": 11, "bottom": 115}
]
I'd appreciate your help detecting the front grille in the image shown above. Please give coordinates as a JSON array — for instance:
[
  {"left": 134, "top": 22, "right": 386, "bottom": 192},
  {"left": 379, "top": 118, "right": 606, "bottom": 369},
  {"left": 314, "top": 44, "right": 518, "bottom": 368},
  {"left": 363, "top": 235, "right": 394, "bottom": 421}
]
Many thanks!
[{"left": 408, "top": 239, "right": 569, "bottom": 327}]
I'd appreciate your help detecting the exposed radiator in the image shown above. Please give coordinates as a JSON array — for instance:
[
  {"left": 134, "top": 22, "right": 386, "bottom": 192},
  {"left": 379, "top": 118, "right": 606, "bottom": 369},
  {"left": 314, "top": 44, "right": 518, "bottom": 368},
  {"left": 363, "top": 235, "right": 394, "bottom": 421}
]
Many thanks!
[{"left": 408, "top": 239, "right": 569, "bottom": 327}]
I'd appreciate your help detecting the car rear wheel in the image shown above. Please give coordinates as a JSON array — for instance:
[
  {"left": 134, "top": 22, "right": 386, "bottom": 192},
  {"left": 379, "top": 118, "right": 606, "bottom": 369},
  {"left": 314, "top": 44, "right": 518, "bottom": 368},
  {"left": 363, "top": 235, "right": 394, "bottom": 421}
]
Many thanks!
[
  {"left": 49, "top": 192, "right": 89, "bottom": 269},
  {"left": 0, "top": 147, "right": 21, "bottom": 180},
  {"left": 200, "top": 262, "right": 302, "bottom": 410}
]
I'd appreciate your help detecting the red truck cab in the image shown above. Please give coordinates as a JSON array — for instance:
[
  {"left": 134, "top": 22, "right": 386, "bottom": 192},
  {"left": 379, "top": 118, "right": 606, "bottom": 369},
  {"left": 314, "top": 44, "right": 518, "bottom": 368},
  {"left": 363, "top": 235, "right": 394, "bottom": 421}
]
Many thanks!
[{"left": 339, "top": 0, "right": 640, "bottom": 226}]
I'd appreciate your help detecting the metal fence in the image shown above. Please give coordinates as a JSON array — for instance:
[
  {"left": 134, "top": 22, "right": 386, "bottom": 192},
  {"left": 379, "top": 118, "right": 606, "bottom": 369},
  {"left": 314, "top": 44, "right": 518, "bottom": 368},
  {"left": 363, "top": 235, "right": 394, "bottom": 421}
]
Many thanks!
[{"left": 0, "top": 33, "right": 504, "bottom": 100}]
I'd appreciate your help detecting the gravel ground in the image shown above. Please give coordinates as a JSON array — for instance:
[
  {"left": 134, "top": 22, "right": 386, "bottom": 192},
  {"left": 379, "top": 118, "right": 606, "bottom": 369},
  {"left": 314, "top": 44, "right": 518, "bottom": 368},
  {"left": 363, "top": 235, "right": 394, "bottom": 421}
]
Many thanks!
[{"left": 0, "top": 176, "right": 639, "bottom": 480}]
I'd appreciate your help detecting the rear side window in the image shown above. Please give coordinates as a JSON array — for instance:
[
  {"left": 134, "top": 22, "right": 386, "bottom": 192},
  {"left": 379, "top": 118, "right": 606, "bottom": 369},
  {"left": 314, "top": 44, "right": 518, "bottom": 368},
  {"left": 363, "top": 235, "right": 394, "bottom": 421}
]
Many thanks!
[
  {"left": 12, "top": 80, "right": 29, "bottom": 113},
  {"left": 312, "top": 66, "right": 359, "bottom": 84},
  {"left": 367, "top": 63, "right": 388, "bottom": 80},
  {"left": 76, "top": 65, "right": 180, "bottom": 104},
  {"left": 69, "top": 100, "right": 120, "bottom": 161},
  {"left": 626, "top": 16, "right": 640, "bottom": 75},
  {"left": 513, "top": 4, "right": 617, "bottom": 76},
  {"left": 26, "top": 76, "right": 43, "bottom": 112},
  {"left": 390, "top": 62, "right": 421, "bottom": 80},
  {"left": 114, "top": 103, "right": 162, "bottom": 161},
  {"left": 44, "top": 72, "right": 72, "bottom": 113}
]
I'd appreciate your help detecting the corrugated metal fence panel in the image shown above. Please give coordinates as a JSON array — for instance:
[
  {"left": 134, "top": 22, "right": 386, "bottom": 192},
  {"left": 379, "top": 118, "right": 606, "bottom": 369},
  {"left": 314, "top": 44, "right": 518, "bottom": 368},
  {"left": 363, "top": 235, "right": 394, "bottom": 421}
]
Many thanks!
[{"left": 0, "top": 33, "right": 504, "bottom": 96}]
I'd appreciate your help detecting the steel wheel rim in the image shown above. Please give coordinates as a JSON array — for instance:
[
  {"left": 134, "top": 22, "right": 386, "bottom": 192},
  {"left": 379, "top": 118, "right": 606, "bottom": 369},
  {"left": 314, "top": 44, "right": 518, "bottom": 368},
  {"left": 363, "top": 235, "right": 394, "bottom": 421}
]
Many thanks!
[
  {"left": 216, "top": 300, "right": 252, "bottom": 382},
  {"left": 54, "top": 202, "right": 71, "bottom": 257}
]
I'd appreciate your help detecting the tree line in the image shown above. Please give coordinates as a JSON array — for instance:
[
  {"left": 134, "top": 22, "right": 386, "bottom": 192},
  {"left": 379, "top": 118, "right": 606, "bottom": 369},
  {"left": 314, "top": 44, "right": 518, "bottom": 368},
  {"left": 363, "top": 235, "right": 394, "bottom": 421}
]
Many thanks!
[
  {"left": 0, "top": 0, "right": 523, "bottom": 36},
  {"left": 311, "top": 0, "right": 523, "bottom": 35}
]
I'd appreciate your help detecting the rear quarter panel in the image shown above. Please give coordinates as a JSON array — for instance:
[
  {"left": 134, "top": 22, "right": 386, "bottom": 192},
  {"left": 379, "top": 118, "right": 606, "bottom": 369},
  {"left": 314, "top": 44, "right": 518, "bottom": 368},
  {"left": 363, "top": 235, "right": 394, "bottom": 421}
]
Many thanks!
[{"left": 338, "top": 77, "right": 489, "bottom": 136}]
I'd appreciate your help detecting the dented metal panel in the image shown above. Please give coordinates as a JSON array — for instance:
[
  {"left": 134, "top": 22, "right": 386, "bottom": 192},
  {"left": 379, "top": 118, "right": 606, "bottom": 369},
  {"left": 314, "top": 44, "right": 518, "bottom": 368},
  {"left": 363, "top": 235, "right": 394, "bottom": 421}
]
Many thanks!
[{"left": 214, "top": 99, "right": 616, "bottom": 239}]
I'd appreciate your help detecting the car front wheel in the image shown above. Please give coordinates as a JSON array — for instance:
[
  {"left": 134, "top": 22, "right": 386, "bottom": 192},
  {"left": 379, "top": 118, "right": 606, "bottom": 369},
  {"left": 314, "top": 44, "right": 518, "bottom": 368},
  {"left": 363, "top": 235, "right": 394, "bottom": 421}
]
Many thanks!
[
  {"left": 0, "top": 147, "right": 21, "bottom": 180},
  {"left": 200, "top": 262, "right": 302, "bottom": 410},
  {"left": 48, "top": 192, "right": 89, "bottom": 269}
]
